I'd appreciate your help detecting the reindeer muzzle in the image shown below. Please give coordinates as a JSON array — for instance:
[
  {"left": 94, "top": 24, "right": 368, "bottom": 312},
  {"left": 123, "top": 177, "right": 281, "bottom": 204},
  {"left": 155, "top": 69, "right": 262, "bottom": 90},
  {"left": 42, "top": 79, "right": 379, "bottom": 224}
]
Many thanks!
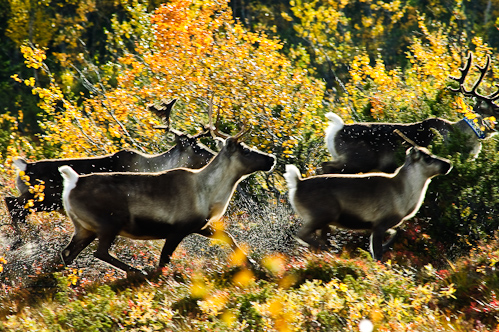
[{"left": 441, "top": 160, "right": 453, "bottom": 175}]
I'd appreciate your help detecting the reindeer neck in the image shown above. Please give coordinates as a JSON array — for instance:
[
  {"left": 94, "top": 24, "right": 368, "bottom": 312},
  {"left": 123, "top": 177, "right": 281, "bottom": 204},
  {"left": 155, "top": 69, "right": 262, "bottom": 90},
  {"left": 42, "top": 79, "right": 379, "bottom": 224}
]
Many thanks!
[
  {"left": 454, "top": 116, "right": 494, "bottom": 139},
  {"left": 393, "top": 162, "right": 431, "bottom": 194},
  {"left": 392, "top": 162, "right": 434, "bottom": 214},
  {"left": 147, "top": 146, "right": 176, "bottom": 163},
  {"left": 197, "top": 153, "right": 246, "bottom": 201},
  {"left": 143, "top": 145, "right": 194, "bottom": 171}
]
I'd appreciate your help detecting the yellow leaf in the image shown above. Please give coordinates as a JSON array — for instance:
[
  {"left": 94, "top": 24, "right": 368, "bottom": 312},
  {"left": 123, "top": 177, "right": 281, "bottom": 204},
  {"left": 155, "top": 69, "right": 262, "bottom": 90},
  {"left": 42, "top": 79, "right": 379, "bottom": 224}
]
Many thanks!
[{"left": 232, "top": 268, "right": 254, "bottom": 287}]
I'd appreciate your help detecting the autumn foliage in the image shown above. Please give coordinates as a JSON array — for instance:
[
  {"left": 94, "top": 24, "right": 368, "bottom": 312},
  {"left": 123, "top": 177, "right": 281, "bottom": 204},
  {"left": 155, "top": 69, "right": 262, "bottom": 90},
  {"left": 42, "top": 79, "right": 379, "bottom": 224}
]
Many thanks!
[
  {"left": 2, "top": 0, "right": 499, "bottom": 330},
  {"left": 9, "top": 0, "right": 325, "bottom": 182}
]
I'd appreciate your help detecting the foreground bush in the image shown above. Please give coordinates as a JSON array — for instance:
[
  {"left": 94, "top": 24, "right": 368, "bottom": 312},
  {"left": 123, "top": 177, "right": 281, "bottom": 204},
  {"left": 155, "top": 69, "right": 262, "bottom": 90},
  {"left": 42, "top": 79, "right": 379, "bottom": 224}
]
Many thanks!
[
  {"left": 0, "top": 254, "right": 472, "bottom": 331},
  {"left": 1, "top": 204, "right": 499, "bottom": 331}
]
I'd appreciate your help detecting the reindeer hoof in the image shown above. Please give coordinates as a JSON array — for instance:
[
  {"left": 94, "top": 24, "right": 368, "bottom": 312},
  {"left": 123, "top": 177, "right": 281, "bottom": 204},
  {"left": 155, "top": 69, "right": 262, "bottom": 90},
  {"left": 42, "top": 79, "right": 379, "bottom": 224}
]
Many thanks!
[
  {"left": 9, "top": 237, "right": 24, "bottom": 250},
  {"left": 59, "top": 253, "right": 69, "bottom": 267},
  {"left": 244, "top": 257, "right": 260, "bottom": 273},
  {"left": 145, "top": 268, "right": 164, "bottom": 279},
  {"left": 126, "top": 269, "right": 148, "bottom": 279}
]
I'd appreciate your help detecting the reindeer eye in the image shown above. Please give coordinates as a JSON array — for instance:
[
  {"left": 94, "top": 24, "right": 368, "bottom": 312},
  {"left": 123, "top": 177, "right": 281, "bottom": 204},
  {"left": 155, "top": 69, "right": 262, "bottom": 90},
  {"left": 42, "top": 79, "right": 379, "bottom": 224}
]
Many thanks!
[{"left": 423, "top": 154, "right": 433, "bottom": 163}]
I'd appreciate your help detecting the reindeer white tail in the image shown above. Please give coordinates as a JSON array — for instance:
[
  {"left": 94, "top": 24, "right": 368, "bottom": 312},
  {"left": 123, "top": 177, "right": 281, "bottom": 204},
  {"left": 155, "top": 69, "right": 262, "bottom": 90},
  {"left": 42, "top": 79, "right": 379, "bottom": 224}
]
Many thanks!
[
  {"left": 284, "top": 165, "right": 301, "bottom": 209},
  {"left": 13, "top": 158, "right": 27, "bottom": 172},
  {"left": 325, "top": 112, "right": 344, "bottom": 126},
  {"left": 324, "top": 112, "right": 344, "bottom": 160},
  {"left": 59, "top": 166, "right": 79, "bottom": 200},
  {"left": 284, "top": 165, "right": 301, "bottom": 189},
  {"left": 59, "top": 165, "right": 78, "bottom": 182}
]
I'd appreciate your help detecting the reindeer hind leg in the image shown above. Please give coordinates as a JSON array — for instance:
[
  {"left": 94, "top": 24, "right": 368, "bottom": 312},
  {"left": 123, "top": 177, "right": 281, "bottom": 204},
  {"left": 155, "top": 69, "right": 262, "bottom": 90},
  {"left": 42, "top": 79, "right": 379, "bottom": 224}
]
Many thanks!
[
  {"left": 296, "top": 216, "right": 333, "bottom": 251},
  {"left": 295, "top": 204, "right": 341, "bottom": 252},
  {"left": 5, "top": 196, "right": 29, "bottom": 226},
  {"left": 61, "top": 227, "right": 97, "bottom": 266}
]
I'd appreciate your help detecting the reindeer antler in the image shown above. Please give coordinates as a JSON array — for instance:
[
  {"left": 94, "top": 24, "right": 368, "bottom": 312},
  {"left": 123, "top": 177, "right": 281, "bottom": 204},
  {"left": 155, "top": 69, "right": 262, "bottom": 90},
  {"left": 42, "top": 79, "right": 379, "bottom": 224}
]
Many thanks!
[
  {"left": 191, "top": 125, "right": 212, "bottom": 139},
  {"left": 233, "top": 124, "right": 250, "bottom": 141},
  {"left": 207, "top": 96, "right": 230, "bottom": 139},
  {"left": 449, "top": 52, "right": 499, "bottom": 109},
  {"left": 394, "top": 129, "right": 419, "bottom": 147},
  {"left": 207, "top": 96, "right": 249, "bottom": 140}
]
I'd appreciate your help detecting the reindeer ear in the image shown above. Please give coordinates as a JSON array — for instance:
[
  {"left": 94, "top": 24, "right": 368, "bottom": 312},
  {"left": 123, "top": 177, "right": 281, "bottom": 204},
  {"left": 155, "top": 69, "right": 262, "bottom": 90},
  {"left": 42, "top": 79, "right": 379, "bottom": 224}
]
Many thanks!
[
  {"left": 214, "top": 137, "right": 225, "bottom": 151},
  {"left": 409, "top": 147, "right": 421, "bottom": 161},
  {"left": 175, "top": 134, "right": 190, "bottom": 149},
  {"left": 225, "top": 137, "right": 239, "bottom": 152}
]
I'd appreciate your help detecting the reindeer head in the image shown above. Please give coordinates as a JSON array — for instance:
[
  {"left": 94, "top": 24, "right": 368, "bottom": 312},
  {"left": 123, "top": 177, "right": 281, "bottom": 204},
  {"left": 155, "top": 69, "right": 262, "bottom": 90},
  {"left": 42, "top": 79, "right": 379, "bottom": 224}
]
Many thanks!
[
  {"left": 450, "top": 52, "right": 499, "bottom": 120},
  {"left": 147, "top": 98, "right": 178, "bottom": 129},
  {"left": 395, "top": 129, "right": 452, "bottom": 177},
  {"left": 169, "top": 128, "right": 215, "bottom": 167},
  {"left": 207, "top": 97, "right": 276, "bottom": 174}
]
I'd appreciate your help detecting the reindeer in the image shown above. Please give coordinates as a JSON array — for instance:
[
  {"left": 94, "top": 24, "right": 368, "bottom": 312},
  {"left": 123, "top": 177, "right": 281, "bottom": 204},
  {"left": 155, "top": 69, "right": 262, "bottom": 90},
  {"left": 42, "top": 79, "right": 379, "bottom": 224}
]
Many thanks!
[
  {"left": 57, "top": 101, "right": 276, "bottom": 276},
  {"left": 285, "top": 131, "right": 452, "bottom": 261},
  {"left": 147, "top": 98, "right": 177, "bottom": 129},
  {"left": 322, "top": 52, "right": 498, "bottom": 174},
  {"left": 5, "top": 99, "right": 214, "bottom": 227},
  {"left": 5, "top": 129, "right": 214, "bottom": 227}
]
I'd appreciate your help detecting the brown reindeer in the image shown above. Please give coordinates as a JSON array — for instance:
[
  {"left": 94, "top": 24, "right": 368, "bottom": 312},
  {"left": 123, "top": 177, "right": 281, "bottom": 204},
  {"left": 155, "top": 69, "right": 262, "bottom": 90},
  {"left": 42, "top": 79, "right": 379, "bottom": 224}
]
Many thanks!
[
  {"left": 58, "top": 100, "right": 276, "bottom": 276},
  {"left": 285, "top": 131, "right": 452, "bottom": 261},
  {"left": 5, "top": 99, "right": 215, "bottom": 227},
  {"left": 322, "top": 53, "right": 498, "bottom": 174}
]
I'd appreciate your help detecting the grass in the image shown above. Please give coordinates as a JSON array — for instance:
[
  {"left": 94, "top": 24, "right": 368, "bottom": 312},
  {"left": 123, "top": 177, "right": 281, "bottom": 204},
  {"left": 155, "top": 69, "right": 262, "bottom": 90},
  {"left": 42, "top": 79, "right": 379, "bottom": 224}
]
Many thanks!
[{"left": 1, "top": 182, "right": 499, "bottom": 331}]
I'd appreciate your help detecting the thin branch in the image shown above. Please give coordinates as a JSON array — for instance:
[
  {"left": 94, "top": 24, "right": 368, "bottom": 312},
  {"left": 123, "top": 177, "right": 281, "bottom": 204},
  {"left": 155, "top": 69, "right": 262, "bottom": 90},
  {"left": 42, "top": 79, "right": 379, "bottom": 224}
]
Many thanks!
[
  {"left": 72, "top": 64, "right": 146, "bottom": 152},
  {"left": 57, "top": 103, "right": 106, "bottom": 154}
]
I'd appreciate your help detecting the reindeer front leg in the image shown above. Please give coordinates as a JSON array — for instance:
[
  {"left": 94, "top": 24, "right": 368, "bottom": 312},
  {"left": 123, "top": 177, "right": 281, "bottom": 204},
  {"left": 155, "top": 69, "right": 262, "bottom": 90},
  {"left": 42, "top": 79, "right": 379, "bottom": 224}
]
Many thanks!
[
  {"left": 382, "top": 228, "right": 398, "bottom": 253},
  {"left": 370, "top": 221, "right": 400, "bottom": 261},
  {"left": 94, "top": 231, "right": 145, "bottom": 277},
  {"left": 158, "top": 234, "right": 188, "bottom": 268},
  {"left": 196, "top": 224, "right": 256, "bottom": 267},
  {"left": 369, "top": 230, "right": 384, "bottom": 261}
]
